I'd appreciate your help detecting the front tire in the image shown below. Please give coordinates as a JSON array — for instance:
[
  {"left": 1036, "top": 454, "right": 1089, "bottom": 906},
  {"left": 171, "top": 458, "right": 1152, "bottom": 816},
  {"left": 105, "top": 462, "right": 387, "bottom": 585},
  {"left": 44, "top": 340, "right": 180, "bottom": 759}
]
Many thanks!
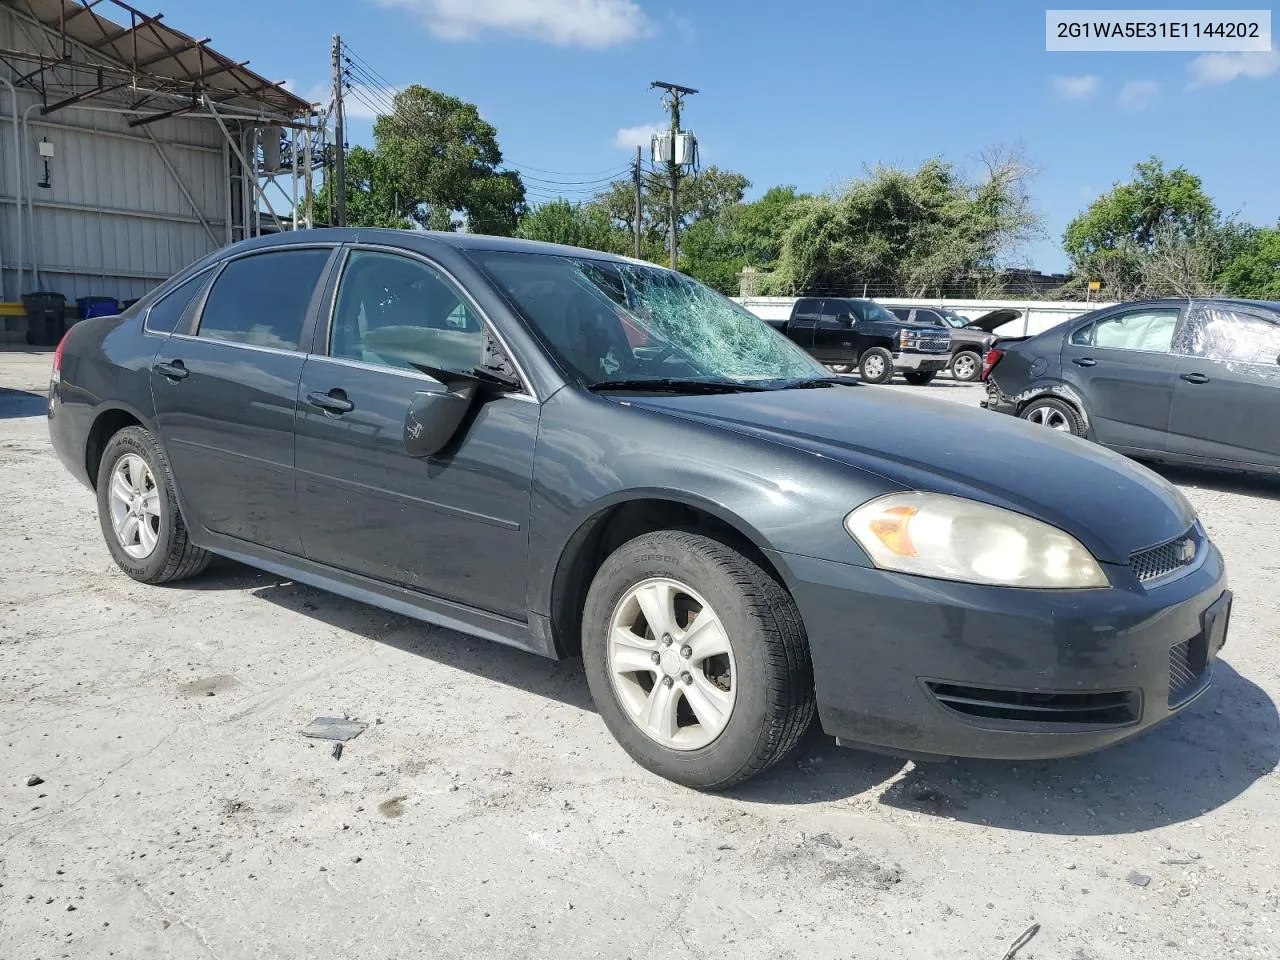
[
  {"left": 903, "top": 370, "right": 937, "bottom": 386},
  {"left": 950, "top": 350, "right": 983, "bottom": 382},
  {"left": 581, "top": 531, "right": 815, "bottom": 790},
  {"left": 96, "top": 426, "right": 211, "bottom": 584},
  {"left": 1019, "top": 397, "right": 1085, "bottom": 437},
  {"left": 858, "top": 347, "right": 894, "bottom": 384}
]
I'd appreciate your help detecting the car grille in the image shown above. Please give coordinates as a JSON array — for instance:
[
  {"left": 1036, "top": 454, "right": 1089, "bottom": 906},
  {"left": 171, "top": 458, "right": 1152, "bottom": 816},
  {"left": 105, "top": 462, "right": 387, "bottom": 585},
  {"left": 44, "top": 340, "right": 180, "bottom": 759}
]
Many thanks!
[
  {"left": 1168, "top": 639, "right": 1203, "bottom": 706},
  {"left": 925, "top": 682, "right": 1138, "bottom": 727},
  {"left": 1130, "top": 527, "right": 1200, "bottom": 584}
]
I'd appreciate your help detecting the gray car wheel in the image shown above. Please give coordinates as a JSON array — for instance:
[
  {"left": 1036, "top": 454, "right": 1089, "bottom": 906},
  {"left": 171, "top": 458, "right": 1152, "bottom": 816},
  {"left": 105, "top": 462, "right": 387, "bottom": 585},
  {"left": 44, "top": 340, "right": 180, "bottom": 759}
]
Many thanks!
[
  {"left": 1019, "top": 398, "right": 1085, "bottom": 437},
  {"left": 582, "top": 530, "right": 815, "bottom": 790},
  {"left": 858, "top": 347, "right": 894, "bottom": 384},
  {"left": 950, "top": 351, "right": 982, "bottom": 382},
  {"left": 96, "top": 426, "right": 212, "bottom": 584}
]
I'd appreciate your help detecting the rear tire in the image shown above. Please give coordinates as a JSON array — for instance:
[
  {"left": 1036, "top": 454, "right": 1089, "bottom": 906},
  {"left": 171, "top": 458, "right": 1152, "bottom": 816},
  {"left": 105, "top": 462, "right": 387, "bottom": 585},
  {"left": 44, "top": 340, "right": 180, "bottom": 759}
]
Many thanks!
[
  {"left": 903, "top": 370, "right": 937, "bottom": 386},
  {"left": 1019, "top": 397, "right": 1085, "bottom": 437},
  {"left": 96, "top": 426, "right": 211, "bottom": 584},
  {"left": 581, "top": 531, "right": 815, "bottom": 790},
  {"left": 858, "top": 347, "right": 894, "bottom": 384},
  {"left": 950, "top": 350, "right": 983, "bottom": 382}
]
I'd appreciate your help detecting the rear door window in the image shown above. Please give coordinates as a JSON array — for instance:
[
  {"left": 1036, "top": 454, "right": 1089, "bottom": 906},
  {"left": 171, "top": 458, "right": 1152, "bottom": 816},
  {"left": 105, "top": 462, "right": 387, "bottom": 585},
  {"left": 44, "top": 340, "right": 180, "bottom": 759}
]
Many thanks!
[
  {"left": 1178, "top": 307, "right": 1280, "bottom": 365},
  {"left": 1088, "top": 308, "right": 1180, "bottom": 353},
  {"left": 145, "top": 270, "right": 211, "bottom": 334},
  {"left": 792, "top": 298, "right": 821, "bottom": 324},
  {"left": 196, "top": 249, "right": 331, "bottom": 351}
]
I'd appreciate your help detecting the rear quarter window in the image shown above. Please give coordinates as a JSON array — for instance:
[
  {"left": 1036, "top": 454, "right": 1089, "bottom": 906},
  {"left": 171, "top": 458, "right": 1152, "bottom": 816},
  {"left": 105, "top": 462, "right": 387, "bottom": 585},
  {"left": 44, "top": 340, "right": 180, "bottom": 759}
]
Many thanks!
[{"left": 145, "top": 270, "right": 213, "bottom": 335}]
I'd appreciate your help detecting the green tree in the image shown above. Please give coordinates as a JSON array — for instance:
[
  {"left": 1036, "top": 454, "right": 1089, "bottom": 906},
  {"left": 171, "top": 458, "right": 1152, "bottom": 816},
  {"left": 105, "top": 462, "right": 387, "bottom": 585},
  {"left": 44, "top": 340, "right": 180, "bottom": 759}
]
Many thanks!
[
  {"left": 1063, "top": 157, "right": 1221, "bottom": 297},
  {"left": 316, "top": 85, "right": 525, "bottom": 234},
  {"left": 677, "top": 186, "right": 808, "bottom": 294},
  {"left": 763, "top": 153, "right": 1041, "bottom": 296},
  {"left": 515, "top": 199, "right": 627, "bottom": 252},
  {"left": 1218, "top": 226, "right": 1280, "bottom": 299}
]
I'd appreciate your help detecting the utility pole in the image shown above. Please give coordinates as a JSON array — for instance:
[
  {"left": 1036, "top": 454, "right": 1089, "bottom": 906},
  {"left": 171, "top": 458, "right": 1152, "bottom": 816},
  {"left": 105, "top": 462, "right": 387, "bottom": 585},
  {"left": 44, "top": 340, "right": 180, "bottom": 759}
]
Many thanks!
[
  {"left": 650, "top": 81, "right": 697, "bottom": 270},
  {"left": 331, "top": 34, "right": 347, "bottom": 227},
  {"left": 633, "top": 145, "right": 642, "bottom": 259}
]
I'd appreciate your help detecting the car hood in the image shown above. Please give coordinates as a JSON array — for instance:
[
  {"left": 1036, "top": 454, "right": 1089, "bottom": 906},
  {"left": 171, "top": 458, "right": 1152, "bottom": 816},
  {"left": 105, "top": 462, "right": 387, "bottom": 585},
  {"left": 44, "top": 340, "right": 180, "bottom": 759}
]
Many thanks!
[{"left": 625, "top": 387, "right": 1195, "bottom": 564}]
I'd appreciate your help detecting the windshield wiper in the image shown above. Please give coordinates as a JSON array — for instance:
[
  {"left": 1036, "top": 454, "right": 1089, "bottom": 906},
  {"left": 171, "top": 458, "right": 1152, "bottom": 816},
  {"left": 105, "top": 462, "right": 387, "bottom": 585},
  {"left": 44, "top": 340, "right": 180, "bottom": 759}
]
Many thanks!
[
  {"left": 587, "top": 378, "right": 770, "bottom": 394},
  {"left": 772, "top": 376, "right": 851, "bottom": 390}
]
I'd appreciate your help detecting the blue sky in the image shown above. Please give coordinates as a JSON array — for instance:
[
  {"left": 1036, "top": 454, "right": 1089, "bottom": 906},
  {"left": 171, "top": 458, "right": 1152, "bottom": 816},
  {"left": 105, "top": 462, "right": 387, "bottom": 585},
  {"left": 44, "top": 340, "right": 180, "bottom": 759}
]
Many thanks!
[{"left": 168, "top": 0, "right": 1279, "bottom": 271}]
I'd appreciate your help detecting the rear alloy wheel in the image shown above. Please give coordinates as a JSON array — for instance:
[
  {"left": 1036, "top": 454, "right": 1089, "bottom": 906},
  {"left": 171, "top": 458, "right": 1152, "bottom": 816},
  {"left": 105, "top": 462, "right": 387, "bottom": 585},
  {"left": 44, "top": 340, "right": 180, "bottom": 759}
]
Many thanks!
[
  {"left": 858, "top": 347, "right": 894, "bottom": 384},
  {"left": 950, "top": 350, "right": 982, "bottom": 382},
  {"left": 582, "top": 531, "right": 814, "bottom": 790},
  {"left": 96, "top": 426, "right": 211, "bottom": 584},
  {"left": 903, "top": 370, "right": 937, "bottom": 386},
  {"left": 1020, "top": 397, "right": 1085, "bottom": 437}
]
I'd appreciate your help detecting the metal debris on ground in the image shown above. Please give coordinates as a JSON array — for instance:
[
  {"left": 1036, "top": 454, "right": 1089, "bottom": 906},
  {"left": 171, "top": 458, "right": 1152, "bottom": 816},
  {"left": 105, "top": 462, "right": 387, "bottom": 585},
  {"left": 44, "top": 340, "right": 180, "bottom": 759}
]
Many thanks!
[
  {"left": 1000, "top": 922, "right": 1040, "bottom": 960},
  {"left": 299, "top": 717, "right": 368, "bottom": 742},
  {"left": 331, "top": 742, "right": 343, "bottom": 761}
]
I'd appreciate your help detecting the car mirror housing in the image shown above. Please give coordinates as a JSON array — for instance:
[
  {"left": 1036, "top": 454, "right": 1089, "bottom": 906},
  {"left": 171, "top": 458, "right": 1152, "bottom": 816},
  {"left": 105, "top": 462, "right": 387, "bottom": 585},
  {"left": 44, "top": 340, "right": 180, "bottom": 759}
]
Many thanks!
[{"left": 402, "top": 362, "right": 519, "bottom": 458}]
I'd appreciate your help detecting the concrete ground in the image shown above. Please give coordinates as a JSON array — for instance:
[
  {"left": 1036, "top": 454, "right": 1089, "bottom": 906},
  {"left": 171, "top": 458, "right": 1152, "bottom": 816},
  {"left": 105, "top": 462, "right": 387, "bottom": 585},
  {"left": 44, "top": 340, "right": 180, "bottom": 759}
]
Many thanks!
[{"left": 2, "top": 349, "right": 1278, "bottom": 960}]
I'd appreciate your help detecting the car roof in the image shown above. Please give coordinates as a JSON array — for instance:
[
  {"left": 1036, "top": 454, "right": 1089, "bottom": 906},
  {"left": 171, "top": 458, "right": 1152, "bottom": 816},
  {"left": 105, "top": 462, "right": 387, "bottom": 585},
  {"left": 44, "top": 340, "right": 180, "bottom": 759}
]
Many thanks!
[{"left": 218, "top": 227, "right": 648, "bottom": 266}]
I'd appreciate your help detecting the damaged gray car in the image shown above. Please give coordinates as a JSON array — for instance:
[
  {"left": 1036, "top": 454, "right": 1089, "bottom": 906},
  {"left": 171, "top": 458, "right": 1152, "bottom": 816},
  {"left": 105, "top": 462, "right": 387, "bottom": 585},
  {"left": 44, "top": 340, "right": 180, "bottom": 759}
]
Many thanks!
[{"left": 982, "top": 298, "right": 1280, "bottom": 473}]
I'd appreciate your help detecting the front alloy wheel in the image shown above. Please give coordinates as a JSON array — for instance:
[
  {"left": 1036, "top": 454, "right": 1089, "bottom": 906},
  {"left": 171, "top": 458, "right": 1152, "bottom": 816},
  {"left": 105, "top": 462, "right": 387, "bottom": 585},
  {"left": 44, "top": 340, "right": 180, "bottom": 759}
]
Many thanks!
[
  {"left": 582, "top": 530, "right": 815, "bottom": 790},
  {"left": 607, "top": 577, "right": 736, "bottom": 751}
]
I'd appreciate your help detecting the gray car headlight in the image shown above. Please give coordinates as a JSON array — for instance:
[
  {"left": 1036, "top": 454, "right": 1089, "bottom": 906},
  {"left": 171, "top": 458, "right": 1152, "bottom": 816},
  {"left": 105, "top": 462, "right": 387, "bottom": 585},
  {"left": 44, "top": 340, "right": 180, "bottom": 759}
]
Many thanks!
[{"left": 844, "top": 492, "right": 1108, "bottom": 589}]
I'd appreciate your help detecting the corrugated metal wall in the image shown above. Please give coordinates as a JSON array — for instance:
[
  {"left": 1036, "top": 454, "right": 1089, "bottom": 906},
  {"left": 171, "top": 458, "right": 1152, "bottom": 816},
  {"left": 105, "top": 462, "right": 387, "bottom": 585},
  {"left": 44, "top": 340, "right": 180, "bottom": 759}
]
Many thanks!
[{"left": 1, "top": 5, "right": 229, "bottom": 306}]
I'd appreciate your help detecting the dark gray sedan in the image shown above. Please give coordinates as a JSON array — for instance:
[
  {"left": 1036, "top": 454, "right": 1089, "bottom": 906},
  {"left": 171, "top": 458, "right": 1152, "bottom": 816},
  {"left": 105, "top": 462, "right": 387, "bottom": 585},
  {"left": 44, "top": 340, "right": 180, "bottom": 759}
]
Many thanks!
[
  {"left": 48, "top": 232, "right": 1231, "bottom": 789},
  {"left": 983, "top": 298, "right": 1280, "bottom": 473}
]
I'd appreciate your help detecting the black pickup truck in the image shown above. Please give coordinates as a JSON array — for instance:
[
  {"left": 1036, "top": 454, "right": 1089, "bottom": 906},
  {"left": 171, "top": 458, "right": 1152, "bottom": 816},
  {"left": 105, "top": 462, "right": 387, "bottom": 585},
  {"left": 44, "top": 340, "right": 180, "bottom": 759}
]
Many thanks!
[{"left": 764, "top": 297, "right": 953, "bottom": 384}]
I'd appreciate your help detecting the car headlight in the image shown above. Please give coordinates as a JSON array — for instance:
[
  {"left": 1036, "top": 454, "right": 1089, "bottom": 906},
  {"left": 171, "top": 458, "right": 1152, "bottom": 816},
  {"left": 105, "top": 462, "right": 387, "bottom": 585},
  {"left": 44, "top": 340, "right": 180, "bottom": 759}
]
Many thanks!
[{"left": 844, "top": 492, "right": 1108, "bottom": 589}]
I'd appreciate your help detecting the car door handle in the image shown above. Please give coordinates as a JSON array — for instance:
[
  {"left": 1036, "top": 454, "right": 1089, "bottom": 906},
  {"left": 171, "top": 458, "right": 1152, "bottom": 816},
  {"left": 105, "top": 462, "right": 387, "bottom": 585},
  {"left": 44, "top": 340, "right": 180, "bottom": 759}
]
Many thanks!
[
  {"left": 153, "top": 360, "right": 189, "bottom": 381},
  {"left": 1180, "top": 372, "right": 1210, "bottom": 385},
  {"left": 307, "top": 389, "right": 355, "bottom": 414},
  {"left": 1072, "top": 357, "right": 1097, "bottom": 367}
]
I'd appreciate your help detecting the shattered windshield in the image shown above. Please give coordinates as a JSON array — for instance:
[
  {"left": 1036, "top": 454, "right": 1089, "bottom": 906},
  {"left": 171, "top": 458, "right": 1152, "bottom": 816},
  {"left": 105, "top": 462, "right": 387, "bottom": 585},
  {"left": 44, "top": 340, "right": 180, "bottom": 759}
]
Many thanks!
[{"left": 474, "top": 251, "right": 826, "bottom": 386}]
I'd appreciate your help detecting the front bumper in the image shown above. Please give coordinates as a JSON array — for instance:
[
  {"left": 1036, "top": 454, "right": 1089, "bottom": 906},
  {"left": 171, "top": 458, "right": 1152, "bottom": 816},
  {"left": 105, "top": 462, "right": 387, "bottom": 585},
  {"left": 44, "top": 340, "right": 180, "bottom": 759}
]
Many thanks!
[
  {"left": 771, "top": 544, "right": 1229, "bottom": 760},
  {"left": 894, "top": 351, "right": 951, "bottom": 373}
]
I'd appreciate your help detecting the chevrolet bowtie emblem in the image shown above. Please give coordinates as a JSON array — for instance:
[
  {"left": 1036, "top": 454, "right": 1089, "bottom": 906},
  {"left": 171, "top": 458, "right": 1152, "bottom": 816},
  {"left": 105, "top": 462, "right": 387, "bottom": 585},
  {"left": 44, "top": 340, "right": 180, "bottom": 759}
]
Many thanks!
[{"left": 1177, "top": 539, "right": 1196, "bottom": 563}]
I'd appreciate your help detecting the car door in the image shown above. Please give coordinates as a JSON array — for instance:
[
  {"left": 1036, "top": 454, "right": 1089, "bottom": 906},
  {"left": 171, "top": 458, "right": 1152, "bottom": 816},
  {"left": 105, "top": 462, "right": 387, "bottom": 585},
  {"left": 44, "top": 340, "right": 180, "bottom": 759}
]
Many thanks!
[
  {"left": 1167, "top": 303, "right": 1280, "bottom": 468},
  {"left": 787, "top": 298, "right": 820, "bottom": 352},
  {"left": 1060, "top": 305, "right": 1182, "bottom": 452},
  {"left": 293, "top": 246, "right": 539, "bottom": 620},
  {"left": 813, "top": 299, "right": 857, "bottom": 363},
  {"left": 151, "top": 245, "right": 336, "bottom": 553}
]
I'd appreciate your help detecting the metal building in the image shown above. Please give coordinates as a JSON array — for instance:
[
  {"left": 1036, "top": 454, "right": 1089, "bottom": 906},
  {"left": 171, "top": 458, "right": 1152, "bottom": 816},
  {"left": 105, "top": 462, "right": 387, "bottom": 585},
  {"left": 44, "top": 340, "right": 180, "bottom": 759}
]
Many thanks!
[{"left": 0, "top": 0, "right": 323, "bottom": 336}]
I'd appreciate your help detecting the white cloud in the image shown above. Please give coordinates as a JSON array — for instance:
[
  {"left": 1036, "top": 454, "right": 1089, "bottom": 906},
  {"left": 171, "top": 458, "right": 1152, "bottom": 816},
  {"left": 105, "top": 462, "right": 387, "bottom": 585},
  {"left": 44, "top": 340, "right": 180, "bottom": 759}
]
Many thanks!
[
  {"left": 376, "top": 0, "right": 656, "bottom": 48},
  {"left": 614, "top": 121, "right": 665, "bottom": 150},
  {"left": 1052, "top": 74, "right": 1100, "bottom": 100},
  {"left": 1187, "top": 50, "right": 1280, "bottom": 88},
  {"left": 1117, "top": 79, "right": 1159, "bottom": 111}
]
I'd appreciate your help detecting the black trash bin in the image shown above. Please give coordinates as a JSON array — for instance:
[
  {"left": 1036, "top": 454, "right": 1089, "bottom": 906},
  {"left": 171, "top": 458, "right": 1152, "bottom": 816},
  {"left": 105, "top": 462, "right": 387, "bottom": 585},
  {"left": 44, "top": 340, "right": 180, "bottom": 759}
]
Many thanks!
[{"left": 22, "top": 293, "right": 67, "bottom": 347}]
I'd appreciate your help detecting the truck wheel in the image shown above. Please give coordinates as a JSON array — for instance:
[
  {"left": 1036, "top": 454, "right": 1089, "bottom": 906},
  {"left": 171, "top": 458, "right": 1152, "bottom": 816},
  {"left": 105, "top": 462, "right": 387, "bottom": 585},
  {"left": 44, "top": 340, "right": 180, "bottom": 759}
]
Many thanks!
[
  {"left": 858, "top": 347, "right": 894, "bottom": 384},
  {"left": 903, "top": 371, "right": 937, "bottom": 386},
  {"left": 950, "top": 350, "right": 983, "bottom": 382},
  {"left": 1019, "top": 397, "right": 1085, "bottom": 437},
  {"left": 826, "top": 363, "right": 853, "bottom": 375},
  {"left": 96, "top": 426, "right": 212, "bottom": 584},
  {"left": 581, "top": 531, "right": 815, "bottom": 790}
]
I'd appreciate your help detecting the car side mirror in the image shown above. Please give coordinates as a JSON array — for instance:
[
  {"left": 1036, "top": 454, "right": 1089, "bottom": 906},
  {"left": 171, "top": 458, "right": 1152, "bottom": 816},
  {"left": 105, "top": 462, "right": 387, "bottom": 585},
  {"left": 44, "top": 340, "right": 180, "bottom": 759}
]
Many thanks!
[{"left": 402, "top": 362, "right": 520, "bottom": 458}]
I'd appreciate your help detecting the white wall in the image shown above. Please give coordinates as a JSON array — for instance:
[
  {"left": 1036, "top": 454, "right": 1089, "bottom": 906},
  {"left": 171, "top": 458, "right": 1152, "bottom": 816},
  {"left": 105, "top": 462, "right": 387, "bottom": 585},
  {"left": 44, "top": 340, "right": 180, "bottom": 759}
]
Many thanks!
[
  {"left": 1, "top": 4, "right": 228, "bottom": 307},
  {"left": 733, "top": 296, "right": 1117, "bottom": 337}
]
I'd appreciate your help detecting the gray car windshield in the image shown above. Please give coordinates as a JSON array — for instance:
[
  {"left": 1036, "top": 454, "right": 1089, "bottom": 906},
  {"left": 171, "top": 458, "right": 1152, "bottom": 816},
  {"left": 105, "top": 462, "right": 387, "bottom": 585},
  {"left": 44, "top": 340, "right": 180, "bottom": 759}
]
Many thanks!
[{"left": 474, "top": 251, "right": 826, "bottom": 387}]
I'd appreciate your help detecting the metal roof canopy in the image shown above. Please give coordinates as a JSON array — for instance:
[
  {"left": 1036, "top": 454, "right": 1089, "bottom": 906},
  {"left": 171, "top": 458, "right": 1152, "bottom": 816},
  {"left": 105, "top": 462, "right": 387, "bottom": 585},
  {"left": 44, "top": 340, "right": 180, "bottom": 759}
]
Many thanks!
[{"left": 0, "top": 0, "right": 311, "bottom": 121}]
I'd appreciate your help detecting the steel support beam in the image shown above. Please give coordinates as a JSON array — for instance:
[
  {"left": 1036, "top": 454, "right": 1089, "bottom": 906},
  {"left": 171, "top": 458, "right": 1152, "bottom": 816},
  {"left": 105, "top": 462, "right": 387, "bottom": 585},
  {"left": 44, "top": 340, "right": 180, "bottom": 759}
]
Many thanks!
[
  {"left": 140, "top": 127, "right": 218, "bottom": 244},
  {"left": 205, "top": 97, "right": 284, "bottom": 235}
]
